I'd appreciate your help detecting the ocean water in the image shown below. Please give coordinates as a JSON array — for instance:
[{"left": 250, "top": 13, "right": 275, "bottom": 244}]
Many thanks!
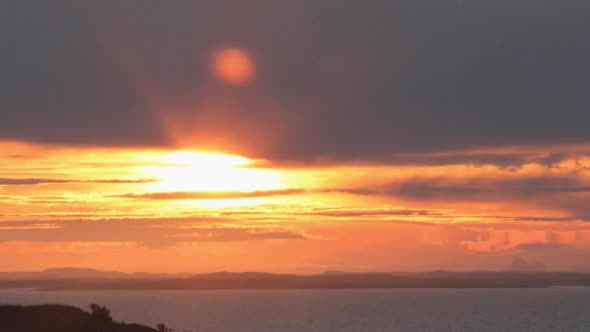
[{"left": 1, "top": 288, "right": 590, "bottom": 331}]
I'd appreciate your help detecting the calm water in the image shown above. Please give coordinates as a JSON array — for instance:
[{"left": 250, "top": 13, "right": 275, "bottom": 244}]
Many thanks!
[{"left": 1, "top": 288, "right": 590, "bottom": 331}]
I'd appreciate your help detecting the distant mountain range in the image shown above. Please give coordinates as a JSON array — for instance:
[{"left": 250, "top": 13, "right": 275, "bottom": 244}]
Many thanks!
[
  {"left": 0, "top": 267, "right": 193, "bottom": 280},
  {"left": 2, "top": 268, "right": 590, "bottom": 290}
]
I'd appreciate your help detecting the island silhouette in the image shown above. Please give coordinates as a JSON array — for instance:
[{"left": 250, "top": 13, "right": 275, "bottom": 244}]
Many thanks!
[{"left": 2, "top": 268, "right": 590, "bottom": 290}]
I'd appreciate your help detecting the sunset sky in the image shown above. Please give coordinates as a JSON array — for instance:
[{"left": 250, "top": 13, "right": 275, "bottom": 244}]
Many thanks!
[{"left": 2, "top": 0, "right": 590, "bottom": 273}]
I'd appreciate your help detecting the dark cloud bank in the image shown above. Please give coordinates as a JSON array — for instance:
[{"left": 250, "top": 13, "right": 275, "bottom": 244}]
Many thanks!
[{"left": 1, "top": 0, "right": 590, "bottom": 161}]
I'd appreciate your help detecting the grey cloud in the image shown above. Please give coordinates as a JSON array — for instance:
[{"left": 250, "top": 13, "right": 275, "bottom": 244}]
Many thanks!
[
  {"left": 1, "top": 1, "right": 590, "bottom": 162},
  {"left": 327, "top": 175, "right": 590, "bottom": 221},
  {"left": 337, "top": 175, "right": 590, "bottom": 200},
  {"left": 265, "top": 152, "right": 588, "bottom": 169}
]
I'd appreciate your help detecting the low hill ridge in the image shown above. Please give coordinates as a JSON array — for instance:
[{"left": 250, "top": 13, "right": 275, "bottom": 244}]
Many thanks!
[{"left": 0, "top": 304, "right": 157, "bottom": 332}]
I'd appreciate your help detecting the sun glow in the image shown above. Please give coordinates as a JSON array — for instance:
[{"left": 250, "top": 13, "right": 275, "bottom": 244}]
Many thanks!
[
  {"left": 147, "top": 151, "right": 282, "bottom": 193},
  {"left": 163, "top": 151, "right": 250, "bottom": 167},
  {"left": 211, "top": 47, "right": 255, "bottom": 85}
]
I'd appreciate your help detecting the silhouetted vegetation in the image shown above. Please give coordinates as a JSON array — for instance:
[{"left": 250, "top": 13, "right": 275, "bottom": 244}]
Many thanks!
[
  {"left": 156, "top": 323, "right": 174, "bottom": 332},
  {"left": 90, "top": 303, "right": 114, "bottom": 331},
  {"left": 0, "top": 304, "right": 158, "bottom": 332}
]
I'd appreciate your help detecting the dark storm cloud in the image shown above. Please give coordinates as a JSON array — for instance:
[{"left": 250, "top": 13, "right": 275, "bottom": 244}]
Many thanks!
[
  {"left": 1, "top": 1, "right": 590, "bottom": 160},
  {"left": 0, "top": 1, "right": 169, "bottom": 147}
]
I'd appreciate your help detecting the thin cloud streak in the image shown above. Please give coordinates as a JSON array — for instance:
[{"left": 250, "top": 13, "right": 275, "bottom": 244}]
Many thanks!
[
  {"left": 0, "top": 218, "right": 306, "bottom": 248},
  {"left": 114, "top": 189, "right": 305, "bottom": 200},
  {"left": 0, "top": 178, "right": 159, "bottom": 185},
  {"left": 515, "top": 242, "right": 568, "bottom": 251},
  {"left": 333, "top": 175, "right": 590, "bottom": 199}
]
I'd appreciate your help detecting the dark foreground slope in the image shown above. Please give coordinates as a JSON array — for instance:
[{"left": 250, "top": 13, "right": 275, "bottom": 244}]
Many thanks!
[{"left": 0, "top": 305, "right": 156, "bottom": 332}]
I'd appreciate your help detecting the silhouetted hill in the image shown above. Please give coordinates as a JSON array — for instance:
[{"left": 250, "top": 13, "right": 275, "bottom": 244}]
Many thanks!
[
  {"left": 0, "top": 304, "right": 157, "bottom": 332},
  {"left": 0, "top": 267, "right": 191, "bottom": 280}
]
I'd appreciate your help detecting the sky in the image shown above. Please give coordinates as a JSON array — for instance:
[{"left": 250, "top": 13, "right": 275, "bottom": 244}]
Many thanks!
[{"left": 2, "top": 0, "right": 590, "bottom": 273}]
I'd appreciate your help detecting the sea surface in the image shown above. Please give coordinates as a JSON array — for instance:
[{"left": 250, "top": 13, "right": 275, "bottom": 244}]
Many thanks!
[{"left": 1, "top": 288, "right": 590, "bottom": 331}]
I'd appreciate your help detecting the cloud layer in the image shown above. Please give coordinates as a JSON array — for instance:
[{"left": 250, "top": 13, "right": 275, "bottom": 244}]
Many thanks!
[
  {"left": 2, "top": 1, "right": 590, "bottom": 273},
  {"left": 2, "top": 1, "right": 590, "bottom": 161},
  {"left": 0, "top": 218, "right": 306, "bottom": 248}
]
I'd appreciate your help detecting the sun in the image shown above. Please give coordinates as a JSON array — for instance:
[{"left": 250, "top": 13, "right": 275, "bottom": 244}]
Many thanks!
[{"left": 146, "top": 151, "right": 282, "bottom": 193}]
